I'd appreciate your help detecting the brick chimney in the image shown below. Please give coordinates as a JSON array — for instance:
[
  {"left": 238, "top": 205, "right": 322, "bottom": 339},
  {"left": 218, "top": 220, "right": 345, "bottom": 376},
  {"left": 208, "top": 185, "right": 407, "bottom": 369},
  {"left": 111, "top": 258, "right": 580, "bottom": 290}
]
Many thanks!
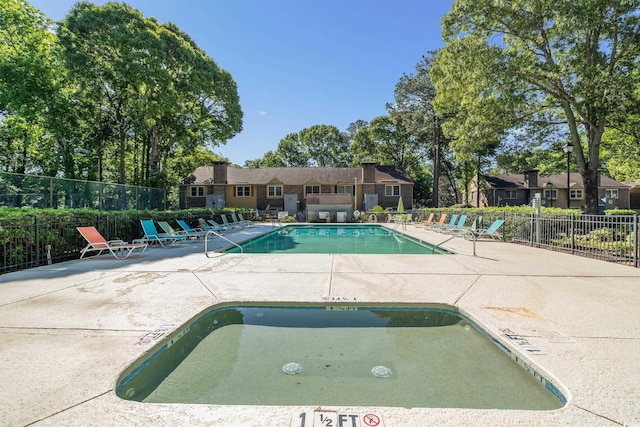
[
  {"left": 212, "top": 161, "right": 228, "bottom": 184},
  {"left": 524, "top": 170, "right": 539, "bottom": 188},
  {"left": 361, "top": 161, "right": 377, "bottom": 184}
]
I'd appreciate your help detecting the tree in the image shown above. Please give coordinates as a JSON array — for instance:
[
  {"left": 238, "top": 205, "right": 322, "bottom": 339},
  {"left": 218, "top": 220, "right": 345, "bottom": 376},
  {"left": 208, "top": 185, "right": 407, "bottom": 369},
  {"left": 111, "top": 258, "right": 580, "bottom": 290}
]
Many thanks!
[
  {"left": 434, "top": 0, "right": 640, "bottom": 214},
  {"left": 0, "top": 0, "right": 67, "bottom": 175},
  {"left": 58, "top": 2, "right": 242, "bottom": 187},
  {"left": 298, "top": 125, "right": 352, "bottom": 167},
  {"left": 252, "top": 125, "right": 352, "bottom": 168},
  {"left": 391, "top": 52, "right": 451, "bottom": 207}
]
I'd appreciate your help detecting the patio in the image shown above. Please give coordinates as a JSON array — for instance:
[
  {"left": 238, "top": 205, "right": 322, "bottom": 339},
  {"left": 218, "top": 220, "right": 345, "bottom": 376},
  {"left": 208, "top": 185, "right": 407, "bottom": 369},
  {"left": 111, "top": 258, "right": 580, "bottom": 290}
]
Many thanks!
[{"left": 1, "top": 223, "right": 639, "bottom": 426}]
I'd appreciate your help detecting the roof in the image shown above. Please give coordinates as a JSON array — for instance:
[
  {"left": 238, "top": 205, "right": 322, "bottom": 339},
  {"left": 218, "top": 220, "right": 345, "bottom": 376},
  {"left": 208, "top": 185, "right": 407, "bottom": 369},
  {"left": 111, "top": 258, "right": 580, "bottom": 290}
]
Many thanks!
[
  {"left": 183, "top": 165, "right": 413, "bottom": 185},
  {"left": 485, "top": 173, "right": 628, "bottom": 189}
]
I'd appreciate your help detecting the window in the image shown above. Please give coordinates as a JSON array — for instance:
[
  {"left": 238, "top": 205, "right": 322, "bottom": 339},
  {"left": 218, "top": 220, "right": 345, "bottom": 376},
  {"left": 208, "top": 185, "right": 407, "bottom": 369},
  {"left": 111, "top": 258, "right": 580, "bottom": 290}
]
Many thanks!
[
  {"left": 336, "top": 185, "right": 354, "bottom": 195},
  {"left": 570, "top": 189, "right": 583, "bottom": 199},
  {"left": 544, "top": 189, "right": 557, "bottom": 200},
  {"left": 267, "top": 185, "right": 283, "bottom": 197},
  {"left": 385, "top": 185, "right": 400, "bottom": 196},
  {"left": 236, "top": 186, "right": 251, "bottom": 197},
  {"left": 305, "top": 185, "right": 320, "bottom": 195},
  {"left": 504, "top": 190, "right": 517, "bottom": 199},
  {"left": 190, "top": 186, "right": 204, "bottom": 197},
  {"left": 605, "top": 189, "right": 618, "bottom": 199}
]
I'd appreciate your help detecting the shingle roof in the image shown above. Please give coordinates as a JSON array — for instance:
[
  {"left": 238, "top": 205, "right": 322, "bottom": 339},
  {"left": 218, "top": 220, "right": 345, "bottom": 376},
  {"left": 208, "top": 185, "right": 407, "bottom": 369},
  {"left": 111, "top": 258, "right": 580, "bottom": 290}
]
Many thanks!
[
  {"left": 485, "top": 174, "right": 525, "bottom": 188},
  {"left": 485, "top": 173, "right": 628, "bottom": 189},
  {"left": 183, "top": 165, "right": 413, "bottom": 185}
]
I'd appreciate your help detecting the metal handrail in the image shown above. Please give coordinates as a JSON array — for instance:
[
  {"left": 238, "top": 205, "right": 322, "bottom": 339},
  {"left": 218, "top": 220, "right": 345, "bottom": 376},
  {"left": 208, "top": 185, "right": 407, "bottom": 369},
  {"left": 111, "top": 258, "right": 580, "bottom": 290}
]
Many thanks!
[{"left": 204, "top": 230, "right": 243, "bottom": 257}]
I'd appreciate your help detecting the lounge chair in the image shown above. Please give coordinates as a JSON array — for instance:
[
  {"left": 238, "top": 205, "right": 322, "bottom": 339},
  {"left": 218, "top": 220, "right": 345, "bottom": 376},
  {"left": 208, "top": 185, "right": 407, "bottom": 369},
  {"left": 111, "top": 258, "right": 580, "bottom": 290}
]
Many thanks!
[
  {"left": 237, "top": 212, "right": 258, "bottom": 227},
  {"left": 420, "top": 212, "right": 435, "bottom": 228},
  {"left": 221, "top": 214, "right": 243, "bottom": 230},
  {"left": 230, "top": 212, "right": 250, "bottom": 228},
  {"left": 77, "top": 226, "right": 147, "bottom": 259},
  {"left": 440, "top": 214, "right": 467, "bottom": 234},
  {"left": 136, "top": 219, "right": 186, "bottom": 247},
  {"left": 176, "top": 219, "right": 207, "bottom": 238},
  {"left": 426, "top": 214, "right": 447, "bottom": 229},
  {"left": 207, "top": 219, "right": 232, "bottom": 233},
  {"left": 433, "top": 214, "right": 458, "bottom": 231},
  {"left": 158, "top": 221, "right": 199, "bottom": 241},
  {"left": 462, "top": 219, "right": 505, "bottom": 240}
]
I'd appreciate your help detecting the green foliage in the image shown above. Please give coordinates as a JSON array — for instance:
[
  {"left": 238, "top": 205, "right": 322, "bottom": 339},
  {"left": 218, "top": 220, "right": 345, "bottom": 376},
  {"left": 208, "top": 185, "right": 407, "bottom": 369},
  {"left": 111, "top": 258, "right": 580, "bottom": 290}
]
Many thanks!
[
  {"left": 434, "top": 0, "right": 640, "bottom": 214},
  {"left": 3, "top": 1, "right": 244, "bottom": 189},
  {"left": 259, "top": 125, "right": 352, "bottom": 168},
  {"left": 604, "top": 209, "right": 637, "bottom": 216}
]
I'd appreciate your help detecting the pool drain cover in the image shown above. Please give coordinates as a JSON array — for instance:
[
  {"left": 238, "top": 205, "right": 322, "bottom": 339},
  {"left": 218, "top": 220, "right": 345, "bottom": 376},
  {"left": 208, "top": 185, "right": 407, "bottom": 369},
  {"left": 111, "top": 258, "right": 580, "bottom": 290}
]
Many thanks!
[
  {"left": 283, "top": 362, "right": 302, "bottom": 375},
  {"left": 372, "top": 365, "right": 392, "bottom": 378}
]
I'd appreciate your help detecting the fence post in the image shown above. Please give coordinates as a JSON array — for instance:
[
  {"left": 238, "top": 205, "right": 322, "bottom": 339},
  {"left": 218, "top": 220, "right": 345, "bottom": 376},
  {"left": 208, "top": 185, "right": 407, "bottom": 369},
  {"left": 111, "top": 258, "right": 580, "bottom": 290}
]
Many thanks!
[
  {"left": 49, "top": 177, "right": 53, "bottom": 208},
  {"left": 35, "top": 215, "right": 41, "bottom": 266},
  {"left": 633, "top": 214, "right": 638, "bottom": 268},
  {"left": 570, "top": 213, "right": 575, "bottom": 255}
]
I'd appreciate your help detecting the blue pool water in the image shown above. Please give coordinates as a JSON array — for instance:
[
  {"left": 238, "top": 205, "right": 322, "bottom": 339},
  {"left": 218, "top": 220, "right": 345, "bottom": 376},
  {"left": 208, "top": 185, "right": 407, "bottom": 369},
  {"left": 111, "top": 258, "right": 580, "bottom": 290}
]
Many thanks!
[{"left": 224, "top": 224, "right": 449, "bottom": 254}]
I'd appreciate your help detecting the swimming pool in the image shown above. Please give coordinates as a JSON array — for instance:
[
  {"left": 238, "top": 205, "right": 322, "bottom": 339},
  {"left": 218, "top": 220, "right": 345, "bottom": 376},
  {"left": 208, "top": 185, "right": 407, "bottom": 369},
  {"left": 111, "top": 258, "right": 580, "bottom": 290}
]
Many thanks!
[
  {"left": 222, "top": 224, "right": 449, "bottom": 254},
  {"left": 116, "top": 303, "right": 565, "bottom": 409}
]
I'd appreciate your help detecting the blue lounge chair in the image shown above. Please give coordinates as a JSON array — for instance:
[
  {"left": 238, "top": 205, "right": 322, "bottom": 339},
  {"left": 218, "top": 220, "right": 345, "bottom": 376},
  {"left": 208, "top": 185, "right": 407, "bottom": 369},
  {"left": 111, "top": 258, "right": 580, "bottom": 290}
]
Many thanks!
[
  {"left": 136, "top": 219, "right": 187, "bottom": 247},
  {"left": 176, "top": 219, "right": 207, "bottom": 238},
  {"left": 463, "top": 219, "right": 505, "bottom": 240},
  {"left": 440, "top": 214, "right": 467, "bottom": 234}
]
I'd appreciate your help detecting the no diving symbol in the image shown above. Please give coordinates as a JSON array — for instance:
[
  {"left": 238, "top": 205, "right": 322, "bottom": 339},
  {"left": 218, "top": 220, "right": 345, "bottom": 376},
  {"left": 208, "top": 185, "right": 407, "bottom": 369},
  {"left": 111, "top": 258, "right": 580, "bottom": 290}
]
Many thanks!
[{"left": 363, "top": 413, "right": 380, "bottom": 427}]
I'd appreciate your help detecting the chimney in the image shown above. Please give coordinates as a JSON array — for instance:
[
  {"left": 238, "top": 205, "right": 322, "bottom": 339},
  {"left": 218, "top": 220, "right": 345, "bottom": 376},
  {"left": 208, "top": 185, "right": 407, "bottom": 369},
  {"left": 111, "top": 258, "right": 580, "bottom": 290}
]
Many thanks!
[
  {"left": 524, "top": 170, "right": 539, "bottom": 188},
  {"left": 212, "top": 161, "right": 228, "bottom": 184},
  {"left": 361, "top": 160, "right": 377, "bottom": 184}
]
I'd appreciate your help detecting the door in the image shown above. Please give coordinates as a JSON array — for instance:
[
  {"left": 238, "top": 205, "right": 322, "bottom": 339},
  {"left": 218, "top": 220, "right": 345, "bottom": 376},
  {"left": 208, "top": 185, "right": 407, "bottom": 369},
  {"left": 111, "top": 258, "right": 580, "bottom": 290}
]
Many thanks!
[
  {"left": 206, "top": 194, "right": 225, "bottom": 209},
  {"left": 284, "top": 194, "right": 298, "bottom": 213}
]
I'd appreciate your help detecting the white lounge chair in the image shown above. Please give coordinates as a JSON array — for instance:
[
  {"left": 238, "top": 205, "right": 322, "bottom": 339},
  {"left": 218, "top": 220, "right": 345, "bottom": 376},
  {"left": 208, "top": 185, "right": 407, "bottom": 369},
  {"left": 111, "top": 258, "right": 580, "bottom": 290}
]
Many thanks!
[{"left": 77, "top": 226, "right": 147, "bottom": 259}]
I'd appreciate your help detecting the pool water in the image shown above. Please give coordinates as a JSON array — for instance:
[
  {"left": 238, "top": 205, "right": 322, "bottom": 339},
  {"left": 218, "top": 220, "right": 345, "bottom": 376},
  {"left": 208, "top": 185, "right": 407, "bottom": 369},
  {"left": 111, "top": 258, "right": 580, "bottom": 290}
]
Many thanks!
[
  {"left": 117, "top": 304, "right": 565, "bottom": 409},
  {"left": 224, "top": 224, "right": 449, "bottom": 254}
]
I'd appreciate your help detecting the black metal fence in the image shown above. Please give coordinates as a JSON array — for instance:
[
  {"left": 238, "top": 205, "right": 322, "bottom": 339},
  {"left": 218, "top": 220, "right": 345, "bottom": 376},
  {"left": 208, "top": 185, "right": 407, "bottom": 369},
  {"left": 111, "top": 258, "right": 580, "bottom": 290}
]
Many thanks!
[
  {"left": 2, "top": 210, "right": 638, "bottom": 275},
  {"left": 0, "top": 172, "right": 184, "bottom": 211},
  {"left": 509, "top": 213, "right": 639, "bottom": 267},
  {"left": 413, "top": 209, "right": 638, "bottom": 268},
  {"left": 0, "top": 212, "right": 211, "bottom": 274}
]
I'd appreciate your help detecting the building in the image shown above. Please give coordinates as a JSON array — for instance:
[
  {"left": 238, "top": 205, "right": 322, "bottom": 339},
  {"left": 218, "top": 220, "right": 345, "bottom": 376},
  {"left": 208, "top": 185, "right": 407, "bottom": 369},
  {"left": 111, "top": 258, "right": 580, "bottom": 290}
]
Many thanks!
[
  {"left": 469, "top": 170, "right": 630, "bottom": 210},
  {"left": 180, "top": 161, "right": 414, "bottom": 221}
]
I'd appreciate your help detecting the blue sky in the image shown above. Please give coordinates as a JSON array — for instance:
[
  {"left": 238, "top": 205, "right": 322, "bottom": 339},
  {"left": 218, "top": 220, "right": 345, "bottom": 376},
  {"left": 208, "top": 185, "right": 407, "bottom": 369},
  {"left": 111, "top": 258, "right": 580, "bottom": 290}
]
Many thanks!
[{"left": 29, "top": 0, "right": 455, "bottom": 166}]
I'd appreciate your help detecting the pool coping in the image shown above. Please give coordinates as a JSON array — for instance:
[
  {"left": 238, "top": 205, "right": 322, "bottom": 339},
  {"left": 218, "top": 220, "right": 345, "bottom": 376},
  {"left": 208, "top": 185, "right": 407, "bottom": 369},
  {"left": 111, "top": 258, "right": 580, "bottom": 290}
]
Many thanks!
[{"left": 1, "top": 222, "right": 639, "bottom": 426}]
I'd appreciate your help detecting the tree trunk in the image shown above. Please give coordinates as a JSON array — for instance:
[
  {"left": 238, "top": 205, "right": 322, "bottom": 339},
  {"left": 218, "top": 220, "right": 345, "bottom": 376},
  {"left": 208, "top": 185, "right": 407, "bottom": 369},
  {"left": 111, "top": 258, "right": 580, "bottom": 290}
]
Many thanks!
[
  {"left": 118, "top": 126, "right": 126, "bottom": 185},
  {"left": 431, "top": 116, "right": 440, "bottom": 207},
  {"left": 560, "top": 101, "right": 603, "bottom": 215},
  {"left": 149, "top": 125, "right": 160, "bottom": 186}
]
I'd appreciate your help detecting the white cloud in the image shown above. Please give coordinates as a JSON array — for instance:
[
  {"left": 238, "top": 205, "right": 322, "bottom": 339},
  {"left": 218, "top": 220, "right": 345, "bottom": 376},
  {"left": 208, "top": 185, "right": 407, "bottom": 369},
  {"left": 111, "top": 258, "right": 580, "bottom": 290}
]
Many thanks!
[{"left": 258, "top": 111, "right": 267, "bottom": 116}]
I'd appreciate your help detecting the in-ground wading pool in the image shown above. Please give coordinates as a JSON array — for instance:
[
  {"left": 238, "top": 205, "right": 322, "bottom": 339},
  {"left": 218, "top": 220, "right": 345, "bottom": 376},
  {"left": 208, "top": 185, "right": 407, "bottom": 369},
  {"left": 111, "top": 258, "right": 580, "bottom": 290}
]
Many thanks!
[{"left": 117, "top": 304, "right": 566, "bottom": 409}]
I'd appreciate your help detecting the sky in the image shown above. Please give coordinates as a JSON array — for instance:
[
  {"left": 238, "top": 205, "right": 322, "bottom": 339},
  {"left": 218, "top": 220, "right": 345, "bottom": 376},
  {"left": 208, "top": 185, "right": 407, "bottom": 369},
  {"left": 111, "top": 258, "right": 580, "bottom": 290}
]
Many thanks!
[{"left": 29, "top": 0, "right": 455, "bottom": 166}]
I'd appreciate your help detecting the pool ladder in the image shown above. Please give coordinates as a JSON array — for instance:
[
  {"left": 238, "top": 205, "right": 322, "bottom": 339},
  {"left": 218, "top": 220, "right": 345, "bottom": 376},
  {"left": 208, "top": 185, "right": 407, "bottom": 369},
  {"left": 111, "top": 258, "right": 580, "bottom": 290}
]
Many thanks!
[{"left": 204, "top": 230, "right": 243, "bottom": 257}]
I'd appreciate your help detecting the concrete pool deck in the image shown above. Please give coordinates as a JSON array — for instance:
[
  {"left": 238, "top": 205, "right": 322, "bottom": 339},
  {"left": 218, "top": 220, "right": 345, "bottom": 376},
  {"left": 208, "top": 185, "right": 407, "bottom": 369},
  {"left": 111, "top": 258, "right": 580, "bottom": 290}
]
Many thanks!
[{"left": 1, "top": 223, "right": 639, "bottom": 426}]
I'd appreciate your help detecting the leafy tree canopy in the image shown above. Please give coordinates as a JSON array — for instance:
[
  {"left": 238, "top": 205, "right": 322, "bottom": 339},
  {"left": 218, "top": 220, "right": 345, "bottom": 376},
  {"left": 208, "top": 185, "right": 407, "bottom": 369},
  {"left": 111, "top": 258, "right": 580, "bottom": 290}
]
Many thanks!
[{"left": 433, "top": 0, "right": 640, "bottom": 213}]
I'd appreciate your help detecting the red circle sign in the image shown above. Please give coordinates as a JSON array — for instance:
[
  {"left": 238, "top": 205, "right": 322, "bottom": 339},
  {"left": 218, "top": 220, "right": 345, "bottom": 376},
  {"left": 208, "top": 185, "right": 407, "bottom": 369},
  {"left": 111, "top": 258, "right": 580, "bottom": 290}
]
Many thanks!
[{"left": 363, "top": 413, "right": 381, "bottom": 426}]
